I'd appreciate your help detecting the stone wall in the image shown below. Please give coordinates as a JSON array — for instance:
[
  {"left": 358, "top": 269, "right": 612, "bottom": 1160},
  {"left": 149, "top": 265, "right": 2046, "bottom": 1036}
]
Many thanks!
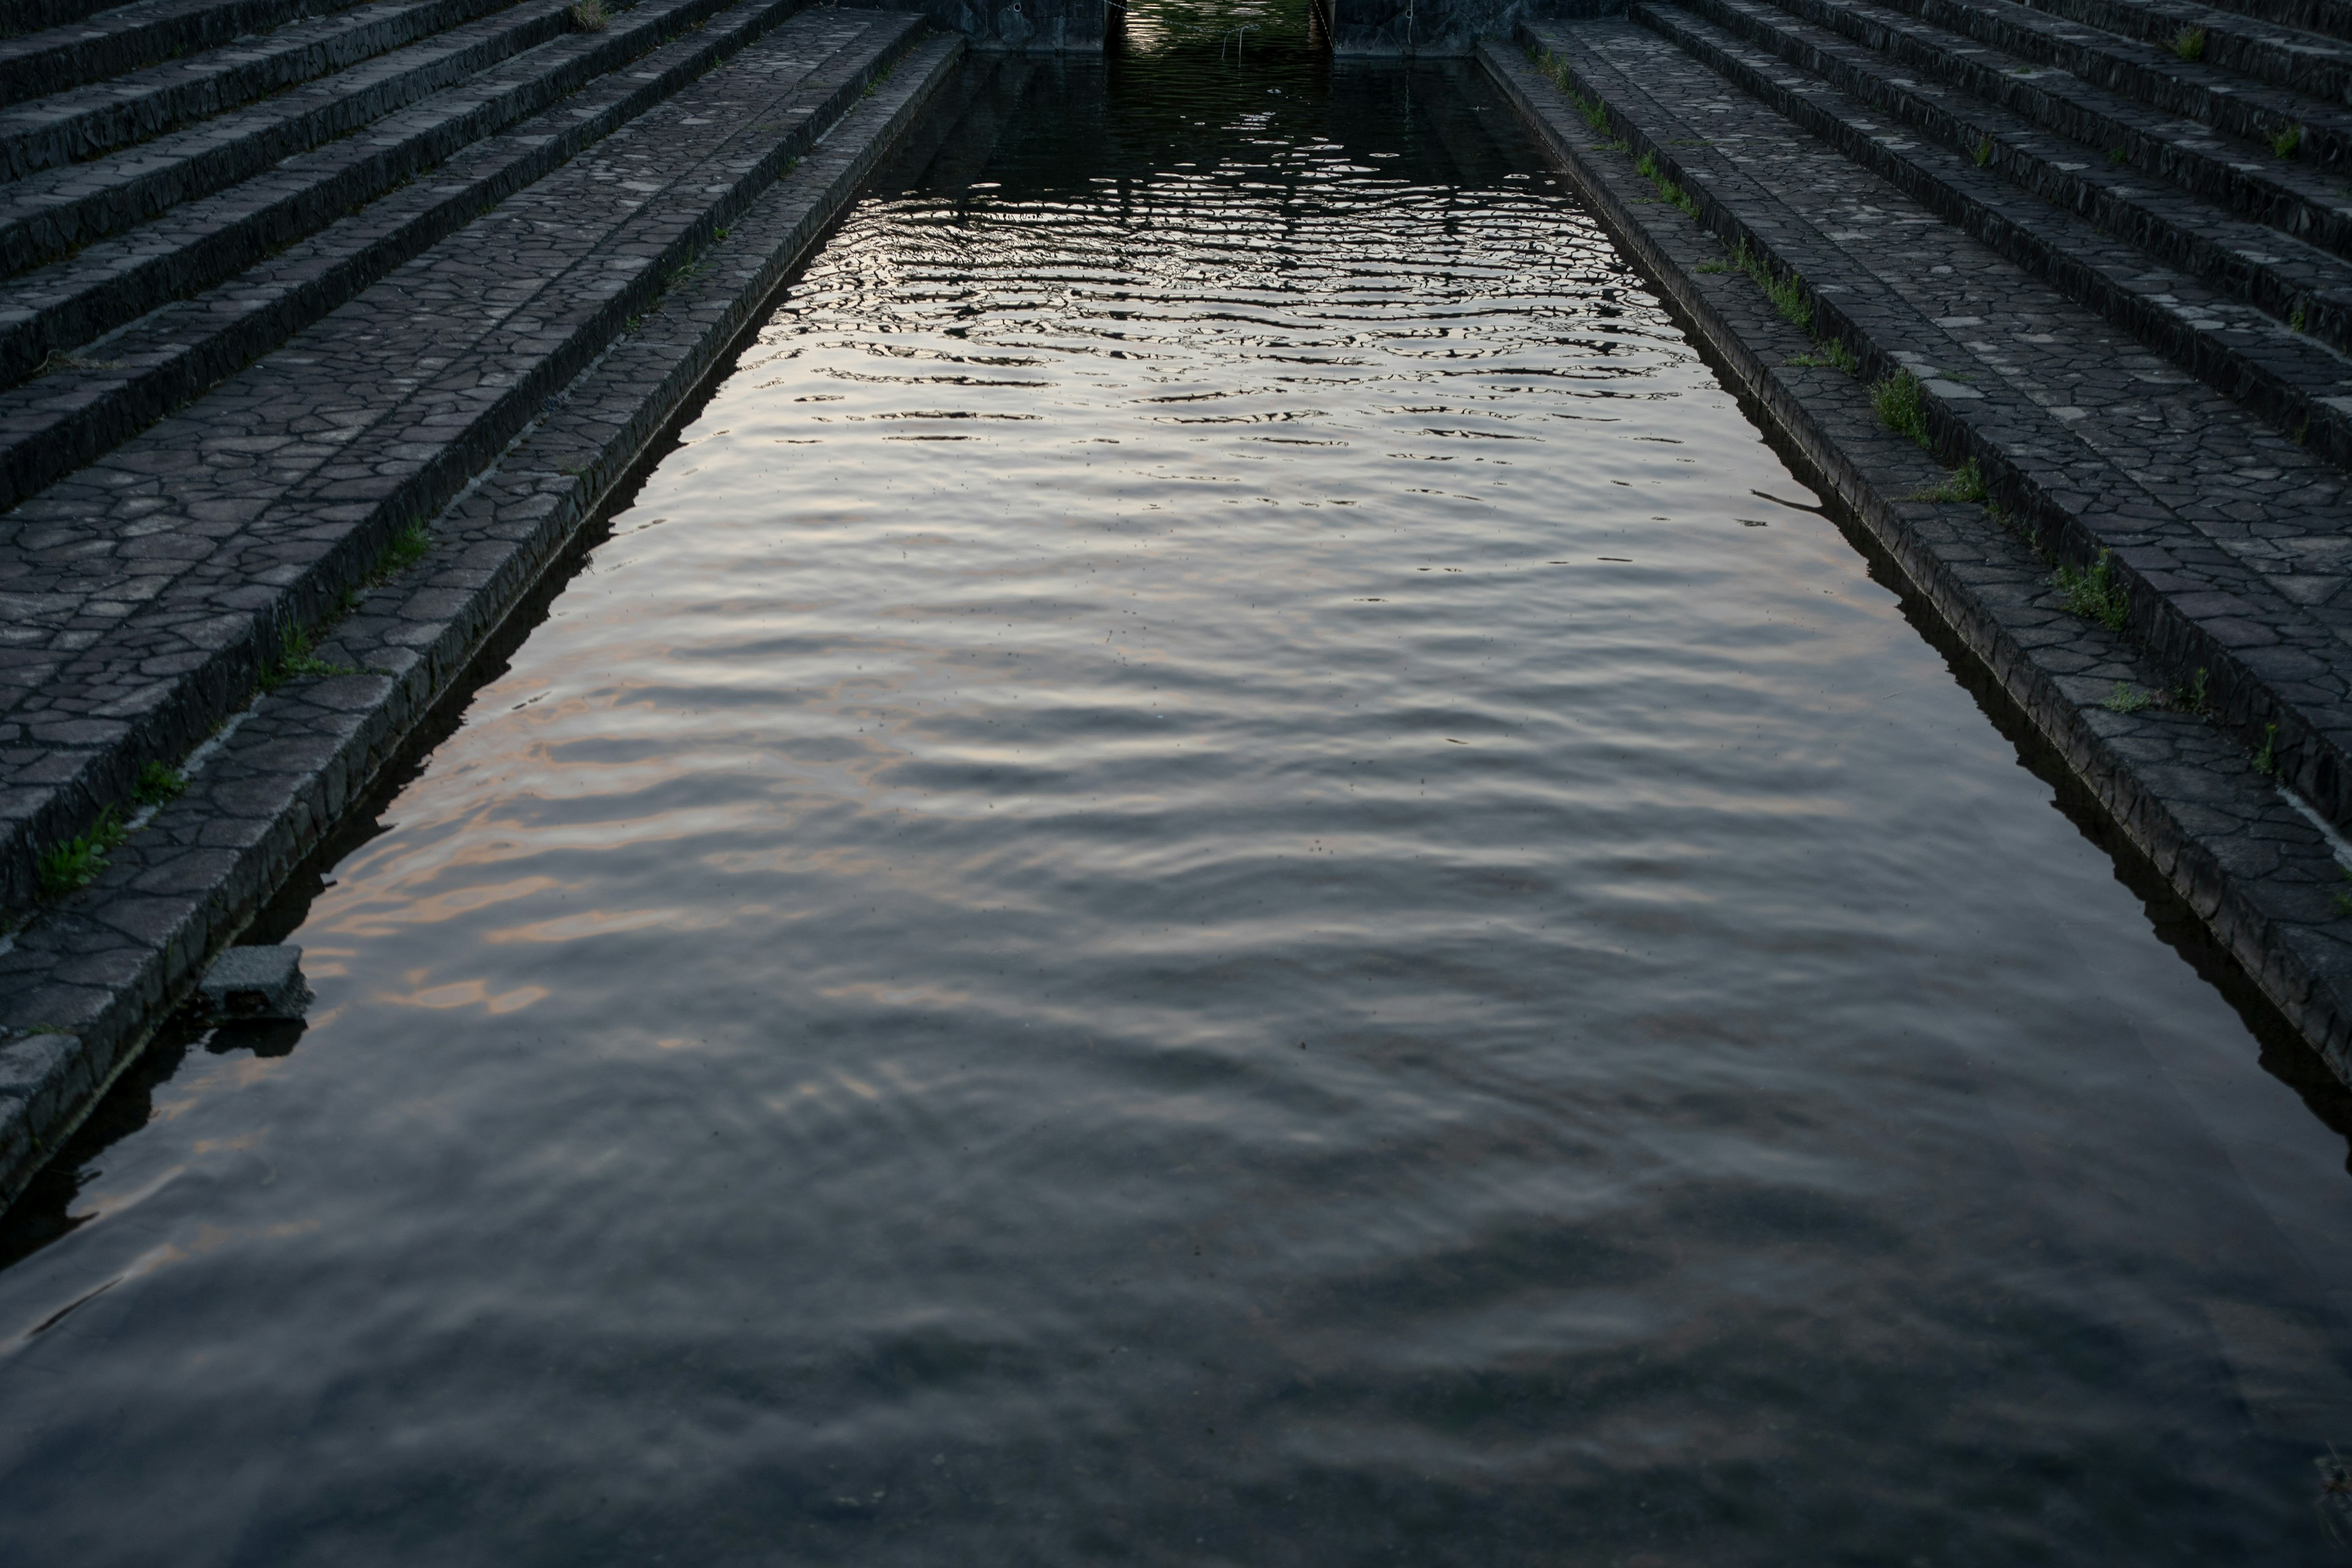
[{"left": 888, "top": 0, "right": 1624, "bottom": 54}]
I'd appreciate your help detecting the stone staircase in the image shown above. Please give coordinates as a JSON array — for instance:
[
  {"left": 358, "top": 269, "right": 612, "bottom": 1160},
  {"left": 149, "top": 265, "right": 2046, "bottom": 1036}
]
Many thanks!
[
  {"left": 1518, "top": 0, "right": 2352, "bottom": 839},
  {"left": 0, "top": 0, "right": 938, "bottom": 918}
]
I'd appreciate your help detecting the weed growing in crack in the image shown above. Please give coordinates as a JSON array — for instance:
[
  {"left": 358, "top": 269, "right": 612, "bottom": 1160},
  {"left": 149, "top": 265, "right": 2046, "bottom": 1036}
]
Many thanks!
[
  {"left": 1574, "top": 88, "right": 1609, "bottom": 135},
  {"left": 1532, "top": 47, "right": 1613, "bottom": 138},
  {"left": 2175, "top": 665, "right": 2211, "bottom": 715},
  {"left": 1973, "top": 135, "right": 1994, "bottom": 167},
  {"left": 132, "top": 761, "right": 186, "bottom": 809},
  {"left": 2291, "top": 301, "right": 2309, "bottom": 333},
  {"left": 1871, "top": 370, "right": 1931, "bottom": 447},
  {"left": 2051, "top": 549, "right": 2129, "bottom": 631},
  {"left": 2255, "top": 722, "right": 2281, "bottom": 776},
  {"left": 38, "top": 810, "right": 127, "bottom": 898},
  {"left": 1735, "top": 242, "right": 1811, "bottom": 329},
  {"left": 2172, "top": 25, "right": 2205, "bottom": 61},
  {"left": 1633, "top": 151, "right": 1702, "bottom": 220},
  {"left": 256, "top": 626, "right": 361, "bottom": 693},
  {"left": 1919, "top": 458, "right": 1987, "bottom": 503},
  {"left": 569, "top": 0, "right": 609, "bottom": 30},
  {"left": 1790, "top": 336, "right": 1860, "bottom": 374},
  {"left": 377, "top": 522, "right": 430, "bottom": 580},
  {"left": 1695, "top": 259, "right": 1730, "bottom": 273},
  {"left": 2108, "top": 145, "right": 2129, "bottom": 164},
  {"left": 2102, "top": 682, "right": 2156, "bottom": 714},
  {"left": 1987, "top": 500, "right": 2049, "bottom": 558},
  {"left": 2273, "top": 123, "right": 2304, "bottom": 159}
]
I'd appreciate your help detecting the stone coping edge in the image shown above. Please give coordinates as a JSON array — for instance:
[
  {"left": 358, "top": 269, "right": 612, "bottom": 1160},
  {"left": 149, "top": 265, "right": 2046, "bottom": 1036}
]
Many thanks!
[
  {"left": 1479, "top": 34, "right": 2352, "bottom": 1085},
  {"left": 0, "top": 31, "right": 968, "bottom": 1215}
]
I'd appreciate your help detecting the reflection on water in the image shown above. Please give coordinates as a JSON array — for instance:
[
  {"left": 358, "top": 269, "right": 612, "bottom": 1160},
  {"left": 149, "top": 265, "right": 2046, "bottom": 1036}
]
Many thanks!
[
  {"left": 7, "top": 50, "right": 2352, "bottom": 1567},
  {"left": 1117, "top": 0, "right": 1324, "bottom": 56}
]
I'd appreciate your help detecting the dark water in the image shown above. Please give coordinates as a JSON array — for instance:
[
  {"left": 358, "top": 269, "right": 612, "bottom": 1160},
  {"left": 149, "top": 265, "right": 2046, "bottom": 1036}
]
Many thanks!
[{"left": 7, "top": 44, "right": 2352, "bottom": 1566}]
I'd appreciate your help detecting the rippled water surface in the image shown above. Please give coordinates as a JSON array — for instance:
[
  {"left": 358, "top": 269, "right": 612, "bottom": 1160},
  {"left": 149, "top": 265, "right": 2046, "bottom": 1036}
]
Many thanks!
[{"left": 9, "top": 47, "right": 2352, "bottom": 1566}]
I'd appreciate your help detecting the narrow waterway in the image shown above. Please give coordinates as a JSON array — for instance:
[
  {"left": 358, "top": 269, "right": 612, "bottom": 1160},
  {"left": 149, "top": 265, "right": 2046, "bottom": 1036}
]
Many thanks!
[{"left": 6, "top": 44, "right": 2352, "bottom": 1566}]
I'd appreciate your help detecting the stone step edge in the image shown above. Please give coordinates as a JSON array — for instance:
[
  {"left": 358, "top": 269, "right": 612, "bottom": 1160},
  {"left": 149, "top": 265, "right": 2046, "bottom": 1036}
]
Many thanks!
[
  {"left": 0, "top": 0, "right": 799, "bottom": 511},
  {"left": 0, "top": 0, "right": 575, "bottom": 277},
  {"left": 1630, "top": 4, "right": 2352, "bottom": 475},
  {"left": 0, "top": 0, "right": 523, "bottom": 184},
  {"left": 1752, "top": 0, "right": 2352, "bottom": 267},
  {"left": 0, "top": 0, "right": 368, "bottom": 110},
  {"left": 1994, "top": 0, "right": 2352, "bottom": 124},
  {"left": 0, "top": 29, "right": 967, "bottom": 1218},
  {"left": 0, "top": 13, "right": 923, "bottom": 921},
  {"left": 1486, "top": 34, "right": 2352, "bottom": 1080},
  {"left": 0, "top": 0, "right": 132, "bottom": 37}
]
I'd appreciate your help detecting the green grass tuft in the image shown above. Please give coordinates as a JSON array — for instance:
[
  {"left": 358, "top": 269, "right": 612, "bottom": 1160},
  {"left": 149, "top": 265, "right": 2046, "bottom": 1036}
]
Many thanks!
[
  {"left": 132, "top": 761, "right": 186, "bottom": 809},
  {"left": 568, "top": 0, "right": 609, "bottom": 29},
  {"left": 1871, "top": 370, "right": 1931, "bottom": 447},
  {"left": 2272, "top": 122, "right": 2304, "bottom": 159},
  {"left": 2051, "top": 549, "right": 2129, "bottom": 632},
  {"left": 1534, "top": 49, "right": 1614, "bottom": 139},
  {"left": 1789, "top": 337, "right": 1860, "bottom": 375},
  {"left": 1919, "top": 458, "right": 1987, "bottom": 503},
  {"left": 38, "top": 809, "right": 128, "bottom": 898},
  {"left": 2172, "top": 25, "right": 2205, "bottom": 61},
  {"left": 256, "top": 625, "right": 361, "bottom": 693},
  {"left": 1633, "top": 152, "right": 1702, "bottom": 221},
  {"left": 2101, "top": 682, "right": 2155, "bottom": 714},
  {"left": 1973, "top": 135, "right": 1993, "bottom": 168},
  {"left": 378, "top": 521, "right": 431, "bottom": 579},
  {"left": 2255, "top": 722, "right": 2281, "bottom": 777},
  {"left": 1735, "top": 242, "right": 1811, "bottom": 329}
]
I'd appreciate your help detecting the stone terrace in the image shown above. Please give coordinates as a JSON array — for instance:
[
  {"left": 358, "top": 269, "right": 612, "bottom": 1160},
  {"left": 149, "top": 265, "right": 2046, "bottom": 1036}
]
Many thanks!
[
  {"left": 0, "top": 0, "right": 963, "bottom": 1200},
  {"left": 0, "top": 0, "right": 933, "bottom": 913},
  {"left": 1491, "top": 0, "right": 2352, "bottom": 1077}
]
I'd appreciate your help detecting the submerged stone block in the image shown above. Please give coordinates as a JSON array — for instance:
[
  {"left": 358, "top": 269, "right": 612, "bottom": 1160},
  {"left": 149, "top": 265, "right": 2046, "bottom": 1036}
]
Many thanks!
[{"left": 197, "top": 944, "right": 312, "bottom": 1022}]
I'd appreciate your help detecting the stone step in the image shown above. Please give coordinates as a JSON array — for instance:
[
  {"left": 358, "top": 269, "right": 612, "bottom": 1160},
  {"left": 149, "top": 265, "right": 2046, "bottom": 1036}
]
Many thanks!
[
  {"left": 2013, "top": 0, "right": 2352, "bottom": 105},
  {"left": 0, "top": 0, "right": 582, "bottom": 274},
  {"left": 0, "top": 0, "right": 785, "bottom": 494},
  {"left": 1, "top": 0, "right": 138, "bottom": 36},
  {"left": 2141, "top": 0, "right": 2352, "bottom": 50},
  {"left": 1521, "top": 18, "right": 2352, "bottom": 835},
  {"left": 0, "top": 0, "right": 367, "bottom": 109},
  {"left": 0, "top": 0, "right": 524, "bottom": 184},
  {"left": 0, "top": 6, "right": 924, "bottom": 914},
  {"left": 1758, "top": 0, "right": 2352, "bottom": 243},
  {"left": 1871, "top": 0, "right": 2352, "bottom": 167},
  {"left": 1632, "top": 1, "right": 2352, "bottom": 469}
]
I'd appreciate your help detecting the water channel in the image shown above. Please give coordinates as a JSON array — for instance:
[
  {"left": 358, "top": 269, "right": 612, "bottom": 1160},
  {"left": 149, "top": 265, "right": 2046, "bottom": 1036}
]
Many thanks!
[{"left": 6, "top": 32, "right": 2352, "bottom": 1565}]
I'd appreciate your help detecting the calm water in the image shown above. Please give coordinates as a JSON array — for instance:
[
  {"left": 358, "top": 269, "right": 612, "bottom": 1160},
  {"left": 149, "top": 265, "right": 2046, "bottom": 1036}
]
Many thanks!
[{"left": 7, "top": 45, "right": 2352, "bottom": 1565}]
